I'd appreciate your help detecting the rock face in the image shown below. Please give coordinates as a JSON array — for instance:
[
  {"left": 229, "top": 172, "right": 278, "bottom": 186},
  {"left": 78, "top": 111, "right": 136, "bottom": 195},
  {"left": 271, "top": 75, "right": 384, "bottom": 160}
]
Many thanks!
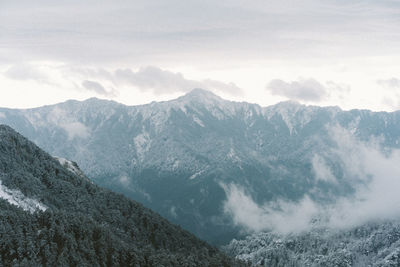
[
  {"left": 1, "top": 89, "right": 400, "bottom": 244},
  {"left": 0, "top": 125, "right": 243, "bottom": 266}
]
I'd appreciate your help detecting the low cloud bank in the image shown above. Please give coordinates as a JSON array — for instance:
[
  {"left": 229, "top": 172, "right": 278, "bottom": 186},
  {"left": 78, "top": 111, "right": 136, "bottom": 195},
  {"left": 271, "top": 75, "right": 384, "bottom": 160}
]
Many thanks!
[
  {"left": 266, "top": 78, "right": 350, "bottom": 103},
  {"left": 4, "top": 64, "right": 46, "bottom": 82},
  {"left": 266, "top": 78, "right": 329, "bottom": 102},
  {"left": 81, "top": 80, "right": 117, "bottom": 97},
  {"left": 114, "top": 66, "right": 243, "bottom": 96},
  {"left": 223, "top": 126, "right": 400, "bottom": 234}
]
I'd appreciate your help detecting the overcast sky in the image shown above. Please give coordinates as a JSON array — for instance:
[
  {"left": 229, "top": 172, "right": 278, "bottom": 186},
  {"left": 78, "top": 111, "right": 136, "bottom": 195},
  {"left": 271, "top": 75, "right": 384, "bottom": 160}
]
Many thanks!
[{"left": 1, "top": 0, "right": 400, "bottom": 110}]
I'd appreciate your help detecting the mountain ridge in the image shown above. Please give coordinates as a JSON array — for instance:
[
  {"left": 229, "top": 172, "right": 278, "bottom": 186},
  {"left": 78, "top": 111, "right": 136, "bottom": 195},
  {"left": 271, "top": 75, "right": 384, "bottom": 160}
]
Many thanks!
[
  {"left": 6, "top": 88, "right": 342, "bottom": 114},
  {"left": 1, "top": 90, "right": 400, "bottom": 244}
]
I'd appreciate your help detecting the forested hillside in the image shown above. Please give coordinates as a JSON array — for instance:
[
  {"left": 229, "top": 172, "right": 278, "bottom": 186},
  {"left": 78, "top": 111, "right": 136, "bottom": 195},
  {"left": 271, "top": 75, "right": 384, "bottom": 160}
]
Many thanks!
[
  {"left": 224, "top": 222, "right": 400, "bottom": 267},
  {"left": 0, "top": 124, "right": 244, "bottom": 266}
]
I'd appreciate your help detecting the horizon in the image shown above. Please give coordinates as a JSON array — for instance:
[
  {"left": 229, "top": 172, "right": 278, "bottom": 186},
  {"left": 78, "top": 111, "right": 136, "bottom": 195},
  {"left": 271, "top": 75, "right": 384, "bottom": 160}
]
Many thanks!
[{"left": 0, "top": 88, "right": 376, "bottom": 113}]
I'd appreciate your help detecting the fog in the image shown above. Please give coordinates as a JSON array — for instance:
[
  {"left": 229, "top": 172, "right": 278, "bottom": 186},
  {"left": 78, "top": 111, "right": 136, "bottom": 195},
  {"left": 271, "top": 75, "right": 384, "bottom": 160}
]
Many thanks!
[{"left": 223, "top": 125, "right": 400, "bottom": 234}]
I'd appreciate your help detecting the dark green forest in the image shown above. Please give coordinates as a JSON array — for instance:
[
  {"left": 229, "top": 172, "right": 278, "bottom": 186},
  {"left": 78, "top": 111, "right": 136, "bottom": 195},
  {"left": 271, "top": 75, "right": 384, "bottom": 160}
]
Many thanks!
[{"left": 0, "top": 125, "right": 245, "bottom": 266}]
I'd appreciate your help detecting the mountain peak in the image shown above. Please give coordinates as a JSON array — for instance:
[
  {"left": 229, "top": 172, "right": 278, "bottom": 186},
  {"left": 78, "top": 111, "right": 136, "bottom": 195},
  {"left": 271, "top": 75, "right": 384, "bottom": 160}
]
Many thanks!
[{"left": 179, "top": 88, "right": 223, "bottom": 103}]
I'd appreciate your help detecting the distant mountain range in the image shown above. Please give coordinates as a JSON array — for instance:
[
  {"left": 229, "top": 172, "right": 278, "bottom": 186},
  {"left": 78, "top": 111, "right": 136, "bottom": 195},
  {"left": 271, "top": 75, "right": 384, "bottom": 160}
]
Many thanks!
[
  {"left": 0, "top": 124, "right": 243, "bottom": 266},
  {"left": 1, "top": 89, "right": 400, "bottom": 244}
]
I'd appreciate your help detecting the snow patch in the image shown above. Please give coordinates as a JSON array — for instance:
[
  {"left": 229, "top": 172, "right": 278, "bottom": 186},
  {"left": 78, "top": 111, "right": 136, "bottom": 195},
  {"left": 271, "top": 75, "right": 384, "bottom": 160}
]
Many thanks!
[
  {"left": 172, "top": 160, "right": 180, "bottom": 169},
  {"left": 189, "top": 170, "right": 205, "bottom": 180},
  {"left": 227, "top": 147, "right": 240, "bottom": 161},
  {"left": 193, "top": 115, "right": 205, "bottom": 127},
  {"left": 265, "top": 102, "right": 301, "bottom": 135},
  {"left": 0, "top": 180, "right": 47, "bottom": 213},
  {"left": 134, "top": 130, "right": 151, "bottom": 159},
  {"left": 55, "top": 157, "right": 85, "bottom": 178},
  {"left": 227, "top": 139, "right": 242, "bottom": 164},
  {"left": 264, "top": 101, "right": 317, "bottom": 135},
  {"left": 349, "top": 116, "right": 361, "bottom": 134},
  {"left": 0, "top": 112, "right": 5, "bottom": 119}
]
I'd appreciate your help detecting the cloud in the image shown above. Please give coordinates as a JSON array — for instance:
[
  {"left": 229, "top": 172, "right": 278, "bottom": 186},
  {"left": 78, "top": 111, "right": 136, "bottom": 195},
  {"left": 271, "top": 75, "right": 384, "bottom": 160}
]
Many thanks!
[
  {"left": 377, "top": 78, "right": 400, "bottom": 109},
  {"left": 81, "top": 80, "right": 117, "bottom": 97},
  {"left": 61, "top": 122, "right": 90, "bottom": 140},
  {"left": 169, "top": 206, "right": 178, "bottom": 218},
  {"left": 222, "top": 183, "right": 319, "bottom": 233},
  {"left": 3, "top": 1, "right": 398, "bottom": 65},
  {"left": 266, "top": 78, "right": 329, "bottom": 102},
  {"left": 47, "top": 107, "right": 90, "bottom": 140},
  {"left": 377, "top": 78, "right": 400, "bottom": 88},
  {"left": 114, "top": 66, "right": 243, "bottom": 96},
  {"left": 223, "top": 125, "right": 400, "bottom": 234},
  {"left": 4, "top": 64, "right": 46, "bottom": 82},
  {"left": 119, "top": 175, "right": 130, "bottom": 186},
  {"left": 266, "top": 78, "right": 351, "bottom": 103},
  {"left": 311, "top": 154, "right": 337, "bottom": 183}
]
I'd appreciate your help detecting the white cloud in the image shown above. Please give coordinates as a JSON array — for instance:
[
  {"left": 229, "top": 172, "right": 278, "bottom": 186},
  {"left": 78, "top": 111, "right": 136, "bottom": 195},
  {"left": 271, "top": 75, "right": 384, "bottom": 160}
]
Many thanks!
[
  {"left": 377, "top": 78, "right": 400, "bottom": 109},
  {"left": 266, "top": 78, "right": 352, "bottom": 103},
  {"left": 114, "top": 66, "right": 243, "bottom": 96},
  {"left": 169, "top": 206, "right": 178, "bottom": 218},
  {"left": 377, "top": 78, "right": 400, "bottom": 88},
  {"left": 61, "top": 122, "right": 90, "bottom": 140},
  {"left": 223, "top": 125, "right": 400, "bottom": 234},
  {"left": 47, "top": 107, "right": 90, "bottom": 140},
  {"left": 119, "top": 175, "right": 130, "bottom": 186},
  {"left": 81, "top": 80, "right": 117, "bottom": 97},
  {"left": 312, "top": 154, "right": 337, "bottom": 183},
  {"left": 4, "top": 64, "right": 46, "bottom": 82},
  {"left": 222, "top": 183, "right": 318, "bottom": 233},
  {"left": 266, "top": 78, "right": 329, "bottom": 102}
]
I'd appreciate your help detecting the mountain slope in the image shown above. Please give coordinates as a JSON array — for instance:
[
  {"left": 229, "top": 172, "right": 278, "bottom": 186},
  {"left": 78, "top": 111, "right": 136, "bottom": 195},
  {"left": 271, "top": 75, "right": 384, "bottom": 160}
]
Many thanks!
[
  {"left": 0, "top": 125, "right": 243, "bottom": 266},
  {"left": 1, "top": 89, "right": 400, "bottom": 244},
  {"left": 224, "top": 222, "right": 400, "bottom": 267}
]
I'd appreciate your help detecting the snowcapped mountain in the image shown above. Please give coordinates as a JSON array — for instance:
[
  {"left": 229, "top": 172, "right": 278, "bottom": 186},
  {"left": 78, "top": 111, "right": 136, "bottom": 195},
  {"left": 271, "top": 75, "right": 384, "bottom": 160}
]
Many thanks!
[
  {"left": 0, "top": 124, "right": 243, "bottom": 266},
  {"left": 1, "top": 89, "right": 400, "bottom": 244}
]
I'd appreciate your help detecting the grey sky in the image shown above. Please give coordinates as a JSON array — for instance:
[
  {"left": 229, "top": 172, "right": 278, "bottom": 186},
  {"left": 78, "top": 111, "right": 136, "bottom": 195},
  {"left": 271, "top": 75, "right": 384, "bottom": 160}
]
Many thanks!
[
  {"left": 2, "top": 0, "right": 400, "bottom": 64},
  {"left": 1, "top": 0, "right": 400, "bottom": 110}
]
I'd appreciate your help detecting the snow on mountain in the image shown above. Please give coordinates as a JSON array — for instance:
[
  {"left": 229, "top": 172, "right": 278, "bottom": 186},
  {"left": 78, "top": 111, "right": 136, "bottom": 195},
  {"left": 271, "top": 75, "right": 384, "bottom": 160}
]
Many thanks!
[
  {"left": 224, "top": 222, "right": 400, "bottom": 266},
  {"left": 0, "top": 180, "right": 47, "bottom": 213},
  {"left": 54, "top": 157, "right": 88, "bottom": 180},
  {"left": 0, "top": 124, "right": 243, "bottom": 266},
  {"left": 1, "top": 89, "right": 400, "bottom": 245}
]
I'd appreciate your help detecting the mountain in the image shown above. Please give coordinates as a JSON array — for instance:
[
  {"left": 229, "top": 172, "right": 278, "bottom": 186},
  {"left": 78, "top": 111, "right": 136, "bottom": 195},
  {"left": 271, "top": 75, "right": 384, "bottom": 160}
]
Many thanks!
[
  {"left": 0, "top": 125, "right": 243, "bottom": 266},
  {"left": 224, "top": 222, "right": 400, "bottom": 266},
  {"left": 1, "top": 89, "right": 400, "bottom": 244}
]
